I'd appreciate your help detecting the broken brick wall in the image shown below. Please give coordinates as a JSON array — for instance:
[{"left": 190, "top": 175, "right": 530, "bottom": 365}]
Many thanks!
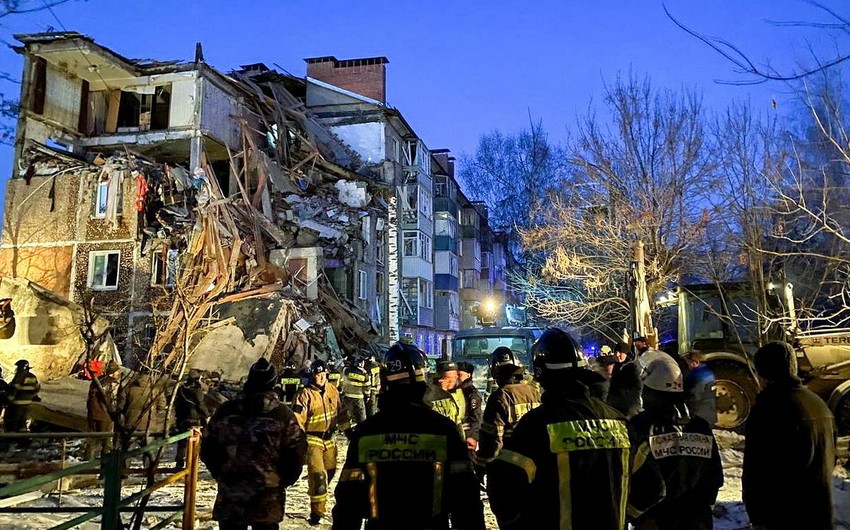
[{"left": 0, "top": 173, "right": 83, "bottom": 297}]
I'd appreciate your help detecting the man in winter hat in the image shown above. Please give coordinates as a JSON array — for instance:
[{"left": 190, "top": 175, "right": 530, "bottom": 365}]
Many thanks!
[
  {"left": 743, "top": 342, "right": 835, "bottom": 530},
  {"left": 201, "top": 358, "right": 306, "bottom": 530}
]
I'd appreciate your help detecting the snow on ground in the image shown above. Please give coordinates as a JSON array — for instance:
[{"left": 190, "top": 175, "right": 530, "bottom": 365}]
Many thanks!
[{"left": 2, "top": 431, "right": 850, "bottom": 529}]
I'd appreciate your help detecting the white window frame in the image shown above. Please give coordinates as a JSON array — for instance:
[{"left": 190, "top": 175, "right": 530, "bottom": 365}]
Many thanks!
[
  {"left": 361, "top": 216, "right": 372, "bottom": 246},
  {"left": 403, "top": 231, "right": 419, "bottom": 258},
  {"left": 358, "top": 270, "right": 368, "bottom": 300},
  {"left": 88, "top": 250, "right": 120, "bottom": 291},
  {"left": 94, "top": 181, "right": 109, "bottom": 218},
  {"left": 419, "top": 279, "right": 433, "bottom": 309},
  {"left": 419, "top": 233, "right": 432, "bottom": 262},
  {"left": 151, "top": 249, "right": 179, "bottom": 288},
  {"left": 419, "top": 187, "right": 432, "bottom": 220}
]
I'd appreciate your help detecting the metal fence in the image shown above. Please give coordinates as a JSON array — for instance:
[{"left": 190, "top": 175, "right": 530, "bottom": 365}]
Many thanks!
[{"left": 0, "top": 429, "right": 201, "bottom": 530}]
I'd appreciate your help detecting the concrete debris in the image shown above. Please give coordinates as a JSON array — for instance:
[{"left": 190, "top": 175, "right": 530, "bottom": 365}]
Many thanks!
[
  {"left": 335, "top": 180, "right": 370, "bottom": 208},
  {"left": 0, "top": 278, "right": 118, "bottom": 382}
]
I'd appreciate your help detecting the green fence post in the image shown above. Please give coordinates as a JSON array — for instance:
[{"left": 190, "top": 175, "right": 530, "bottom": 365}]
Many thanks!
[{"left": 100, "top": 450, "right": 122, "bottom": 530}]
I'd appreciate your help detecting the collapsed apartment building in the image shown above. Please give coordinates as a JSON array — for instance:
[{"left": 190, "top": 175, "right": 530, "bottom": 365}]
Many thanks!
[{"left": 0, "top": 32, "right": 390, "bottom": 379}]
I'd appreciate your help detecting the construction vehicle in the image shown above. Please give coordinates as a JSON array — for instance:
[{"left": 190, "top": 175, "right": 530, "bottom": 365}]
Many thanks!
[
  {"left": 675, "top": 281, "right": 850, "bottom": 433},
  {"left": 451, "top": 327, "right": 544, "bottom": 393}
]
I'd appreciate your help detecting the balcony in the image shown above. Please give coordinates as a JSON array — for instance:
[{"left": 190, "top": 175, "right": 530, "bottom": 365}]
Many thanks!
[
  {"left": 435, "top": 197, "right": 458, "bottom": 218},
  {"left": 461, "top": 225, "right": 480, "bottom": 240}
]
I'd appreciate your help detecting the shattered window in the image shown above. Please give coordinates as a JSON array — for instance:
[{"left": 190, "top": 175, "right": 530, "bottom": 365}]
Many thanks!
[
  {"left": 403, "top": 231, "right": 419, "bottom": 257},
  {"left": 151, "top": 249, "right": 179, "bottom": 288},
  {"left": 404, "top": 185, "right": 418, "bottom": 211},
  {"left": 420, "top": 279, "right": 433, "bottom": 309},
  {"left": 420, "top": 233, "right": 432, "bottom": 262},
  {"left": 89, "top": 251, "right": 120, "bottom": 291},
  {"left": 419, "top": 187, "right": 432, "bottom": 219},
  {"left": 435, "top": 176, "right": 447, "bottom": 197},
  {"left": 376, "top": 228, "right": 386, "bottom": 264},
  {"left": 358, "top": 270, "right": 368, "bottom": 300},
  {"left": 95, "top": 181, "right": 109, "bottom": 217}
]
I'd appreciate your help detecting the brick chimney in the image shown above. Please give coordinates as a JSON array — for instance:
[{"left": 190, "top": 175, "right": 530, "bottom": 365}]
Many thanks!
[
  {"left": 305, "top": 56, "right": 389, "bottom": 103},
  {"left": 432, "top": 149, "right": 455, "bottom": 178}
]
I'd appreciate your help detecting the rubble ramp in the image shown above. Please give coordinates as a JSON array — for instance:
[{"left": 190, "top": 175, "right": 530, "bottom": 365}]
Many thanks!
[{"left": 30, "top": 377, "right": 90, "bottom": 431}]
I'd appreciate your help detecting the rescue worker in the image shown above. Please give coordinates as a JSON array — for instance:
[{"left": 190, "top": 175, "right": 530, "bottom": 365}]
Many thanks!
[
  {"left": 476, "top": 347, "right": 541, "bottom": 465},
  {"left": 743, "top": 341, "right": 836, "bottom": 530},
  {"left": 457, "top": 362, "right": 483, "bottom": 450},
  {"left": 631, "top": 356, "right": 723, "bottom": 530},
  {"left": 201, "top": 357, "right": 307, "bottom": 530},
  {"left": 175, "top": 369, "right": 210, "bottom": 468},
  {"left": 487, "top": 328, "right": 665, "bottom": 530},
  {"left": 424, "top": 360, "right": 464, "bottom": 431},
  {"left": 292, "top": 359, "right": 351, "bottom": 525},
  {"left": 327, "top": 360, "right": 343, "bottom": 391},
  {"left": 365, "top": 355, "right": 382, "bottom": 417},
  {"left": 682, "top": 351, "right": 717, "bottom": 426},
  {"left": 634, "top": 336, "right": 651, "bottom": 356},
  {"left": 607, "top": 341, "right": 643, "bottom": 418},
  {"left": 278, "top": 363, "right": 304, "bottom": 406},
  {"left": 119, "top": 366, "right": 166, "bottom": 432},
  {"left": 85, "top": 360, "right": 121, "bottom": 459},
  {"left": 342, "top": 356, "right": 369, "bottom": 425},
  {"left": 6, "top": 359, "right": 40, "bottom": 433},
  {"left": 332, "top": 342, "right": 486, "bottom": 530}
]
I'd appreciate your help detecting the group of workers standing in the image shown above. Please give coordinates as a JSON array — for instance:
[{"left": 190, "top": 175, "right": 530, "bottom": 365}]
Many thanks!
[
  {"left": 199, "top": 328, "right": 836, "bottom": 530},
  {"left": 3, "top": 325, "right": 836, "bottom": 530}
]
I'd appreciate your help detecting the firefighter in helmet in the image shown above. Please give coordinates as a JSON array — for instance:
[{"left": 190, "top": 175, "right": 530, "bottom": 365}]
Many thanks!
[
  {"left": 487, "top": 328, "right": 666, "bottom": 529},
  {"left": 292, "top": 359, "right": 351, "bottom": 525},
  {"left": 332, "top": 342, "right": 485, "bottom": 530},
  {"left": 476, "top": 346, "right": 541, "bottom": 465}
]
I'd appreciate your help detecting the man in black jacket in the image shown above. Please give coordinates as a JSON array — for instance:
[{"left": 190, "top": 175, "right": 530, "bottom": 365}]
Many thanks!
[
  {"left": 631, "top": 355, "right": 723, "bottom": 530},
  {"left": 488, "top": 329, "right": 665, "bottom": 530},
  {"left": 743, "top": 341, "right": 836, "bottom": 530},
  {"left": 607, "top": 342, "right": 643, "bottom": 418},
  {"left": 175, "top": 370, "right": 210, "bottom": 468},
  {"left": 332, "top": 342, "right": 485, "bottom": 530},
  {"left": 457, "top": 362, "right": 483, "bottom": 451},
  {"left": 201, "top": 358, "right": 307, "bottom": 530}
]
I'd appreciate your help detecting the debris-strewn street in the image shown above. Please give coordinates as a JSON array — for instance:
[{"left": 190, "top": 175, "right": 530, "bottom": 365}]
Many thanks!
[{"left": 2, "top": 431, "right": 850, "bottom": 530}]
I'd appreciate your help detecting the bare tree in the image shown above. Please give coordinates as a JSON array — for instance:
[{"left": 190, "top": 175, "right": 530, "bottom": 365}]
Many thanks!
[
  {"left": 457, "top": 118, "right": 566, "bottom": 254},
  {"left": 517, "top": 74, "right": 716, "bottom": 341}
]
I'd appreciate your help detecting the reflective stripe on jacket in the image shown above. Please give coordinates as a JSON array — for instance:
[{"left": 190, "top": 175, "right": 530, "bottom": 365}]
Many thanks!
[
  {"left": 10, "top": 370, "right": 40, "bottom": 405},
  {"left": 332, "top": 397, "right": 486, "bottom": 530},
  {"left": 477, "top": 381, "right": 541, "bottom": 462},
  {"left": 292, "top": 382, "right": 350, "bottom": 436},
  {"left": 343, "top": 368, "right": 369, "bottom": 399},
  {"left": 487, "top": 380, "right": 665, "bottom": 530}
]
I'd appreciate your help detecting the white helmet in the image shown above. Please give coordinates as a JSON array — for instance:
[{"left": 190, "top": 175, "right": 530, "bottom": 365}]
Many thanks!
[{"left": 641, "top": 355, "right": 683, "bottom": 393}]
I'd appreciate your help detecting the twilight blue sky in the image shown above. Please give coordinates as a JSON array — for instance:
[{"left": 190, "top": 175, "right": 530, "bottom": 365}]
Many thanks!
[{"left": 0, "top": 0, "right": 846, "bottom": 189}]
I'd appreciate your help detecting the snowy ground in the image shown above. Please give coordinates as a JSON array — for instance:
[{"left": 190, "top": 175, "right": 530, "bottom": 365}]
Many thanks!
[{"left": 2, "top": 431, "right": 850, "bottom": 529}]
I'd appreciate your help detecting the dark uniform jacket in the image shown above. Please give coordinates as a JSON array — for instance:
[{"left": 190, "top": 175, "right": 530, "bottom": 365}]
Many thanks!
[
  {"left": 332, "top": 391, "right": 486, "bottom": 530},
  {"left": 631, "top": 406, "right": 723, "bottom": 530},
  {"left": 175, "top": 383, "right": 210, "bottom": 428},
  {"left": 201, "top": 390, "right": 307, "bottom": 524},
  {"left": 607, "top": 358, "right": 642, "bottom": 418},
  {"left": 684, "top": 364, "right": 717, "bottom": 426},
  {"left": 424, "top": 384, "right": 463, "bottom": 428},
  {"left": 9, "top": 369, "right": 40, "bottom": 405},
  {"left": 477, "top": 376, "right": 541, "bottom": 463},
  {"left": 743, "top": 378, "right": 836, "bottom": 530},
  {"left": 487, "top": 379, "right": 665, "bottom": 530},
  {"left": 459, "top": 378, "right": 483, "bottom": 442}
]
